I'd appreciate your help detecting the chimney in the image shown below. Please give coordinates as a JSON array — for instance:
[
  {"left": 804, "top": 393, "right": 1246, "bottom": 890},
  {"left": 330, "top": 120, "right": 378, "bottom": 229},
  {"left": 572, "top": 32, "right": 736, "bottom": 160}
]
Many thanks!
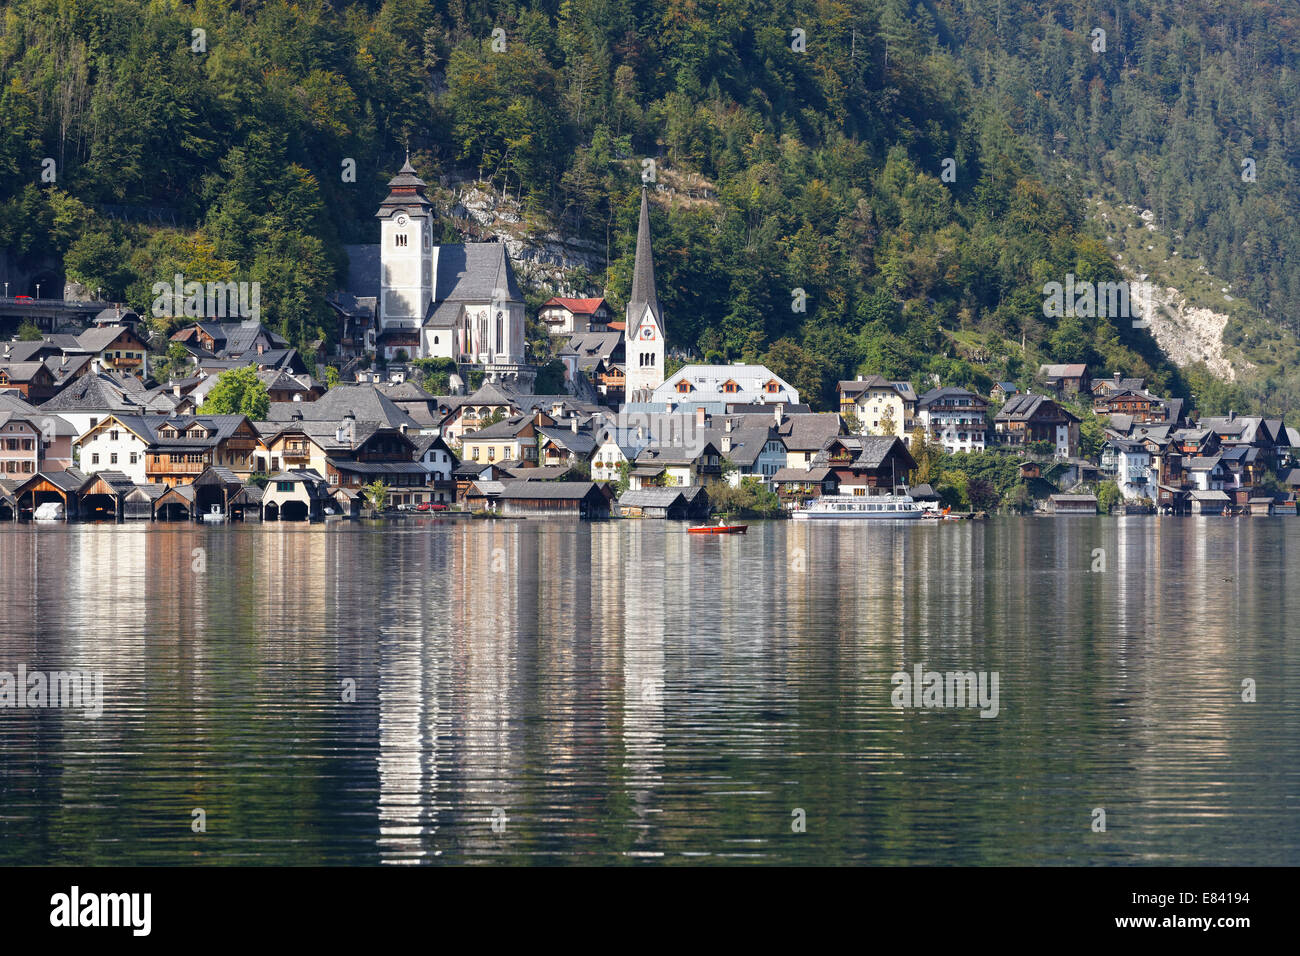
[
  {"left": 774, "top": 404, "right": 784, "bottom": 426},
  {"left": 857, "top": 375, "right": 863, "bottom": 382},
  {"left": 721, "top": 433, "right": 732, "bottom": 455},
  {"left": 1229, "top": 409, "right": 1235, "bottom": 422},
  {"left": 724, "top": 418, "right": 733, "bottom": 433},
  {"left": 1114, "top": 371, "right": 1121, "bottom": 383},
  {"left": 570, "top": 414, "right": 578, "bottom": 434},
  {"left": 696, "top": 406, "right": 706, "bottom": 428}
]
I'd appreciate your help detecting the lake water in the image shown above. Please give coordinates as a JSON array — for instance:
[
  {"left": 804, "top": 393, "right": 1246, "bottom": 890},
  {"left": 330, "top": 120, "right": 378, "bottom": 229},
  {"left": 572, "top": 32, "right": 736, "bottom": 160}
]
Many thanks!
[{"left": 0, "top": 516, "right": 1296, "bottom": 865}]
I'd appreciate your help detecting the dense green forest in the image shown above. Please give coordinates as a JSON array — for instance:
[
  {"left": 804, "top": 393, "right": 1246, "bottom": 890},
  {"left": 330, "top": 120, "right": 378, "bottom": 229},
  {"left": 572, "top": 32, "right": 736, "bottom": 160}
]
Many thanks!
[{"left": 2, "top": 0, "right": 1298, "bottom": 415}]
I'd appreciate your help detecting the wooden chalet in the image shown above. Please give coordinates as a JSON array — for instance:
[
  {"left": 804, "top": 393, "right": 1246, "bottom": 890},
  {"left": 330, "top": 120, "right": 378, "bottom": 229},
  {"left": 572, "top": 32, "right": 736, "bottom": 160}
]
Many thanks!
[
  {"left": 496, "top": 481, "right": 611, "bottom": 518},
  {"left": 154, "top": 483, "right": 196, "bottom": 521},
  {"left": 192, "top": 465, "right": 245, "bottom": 519},
  {"left": 811, "top": 436, "right": 916, "bottom": 495},
  {"left": 78, "top": 470, "right": 135, "bottom": 520},
  {"left": 9, "top": 468, "right": 89, "bottom": 520}
]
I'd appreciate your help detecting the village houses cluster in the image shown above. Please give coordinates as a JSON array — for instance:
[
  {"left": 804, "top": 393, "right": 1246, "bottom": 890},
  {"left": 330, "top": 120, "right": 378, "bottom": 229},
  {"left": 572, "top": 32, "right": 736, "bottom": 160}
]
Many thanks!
[{"left": 3, "top": 161, "right": 1300, "bottom": 523}]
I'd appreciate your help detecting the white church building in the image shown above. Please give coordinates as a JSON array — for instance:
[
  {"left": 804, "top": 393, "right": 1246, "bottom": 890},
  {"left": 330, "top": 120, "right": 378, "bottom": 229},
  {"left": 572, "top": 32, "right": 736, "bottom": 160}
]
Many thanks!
[{"left": 340, "top": 156, "right": 530, "bottom": 387}]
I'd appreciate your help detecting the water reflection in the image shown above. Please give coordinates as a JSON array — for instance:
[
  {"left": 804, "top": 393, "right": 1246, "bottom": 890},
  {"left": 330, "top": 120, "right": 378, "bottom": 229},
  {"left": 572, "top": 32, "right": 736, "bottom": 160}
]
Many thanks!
[{"left": 0, "top": 517, "right": 1296, "bottom": 865}]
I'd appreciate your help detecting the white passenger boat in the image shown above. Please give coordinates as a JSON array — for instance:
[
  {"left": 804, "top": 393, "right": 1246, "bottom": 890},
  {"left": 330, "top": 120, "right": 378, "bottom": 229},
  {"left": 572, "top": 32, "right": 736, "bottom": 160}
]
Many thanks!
[{"left": 791, "top": 494, "right": 922, "bottom": 520}]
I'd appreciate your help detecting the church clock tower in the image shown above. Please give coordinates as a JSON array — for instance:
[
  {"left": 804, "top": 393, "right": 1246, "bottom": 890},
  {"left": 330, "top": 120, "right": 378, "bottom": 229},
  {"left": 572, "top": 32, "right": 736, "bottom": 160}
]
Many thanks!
[
  {"left": 375, "top": 153, "right": 436, "bottom": 359},
  {"left": 624, "top": 187, "right": 665, "bottom": 402}
]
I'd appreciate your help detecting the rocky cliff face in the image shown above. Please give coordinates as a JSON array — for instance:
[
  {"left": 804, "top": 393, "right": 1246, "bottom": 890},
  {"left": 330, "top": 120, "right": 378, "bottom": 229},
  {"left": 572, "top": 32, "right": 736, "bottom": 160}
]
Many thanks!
[
  {"left": 440, "top": 184, "right": 606, "bottom": 289},
  {"left": 1128, "top": 279, "right": 1245, "bottom": 381}
]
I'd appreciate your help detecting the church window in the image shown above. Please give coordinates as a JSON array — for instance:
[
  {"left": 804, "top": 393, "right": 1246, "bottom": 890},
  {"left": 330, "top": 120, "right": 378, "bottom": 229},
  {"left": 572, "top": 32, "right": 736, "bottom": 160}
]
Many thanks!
[{"left": 396, "top": 234, "right": 408, "bottom": 247}]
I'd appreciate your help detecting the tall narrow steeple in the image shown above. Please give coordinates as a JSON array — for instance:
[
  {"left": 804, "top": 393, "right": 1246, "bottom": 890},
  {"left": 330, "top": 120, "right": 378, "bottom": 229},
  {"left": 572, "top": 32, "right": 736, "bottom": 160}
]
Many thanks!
[
  {"left": 627, "top": 186, "right": 661, "bottom": 335},
  {"left": 624, "top": 186, "right": 666, "bottom": 401}
]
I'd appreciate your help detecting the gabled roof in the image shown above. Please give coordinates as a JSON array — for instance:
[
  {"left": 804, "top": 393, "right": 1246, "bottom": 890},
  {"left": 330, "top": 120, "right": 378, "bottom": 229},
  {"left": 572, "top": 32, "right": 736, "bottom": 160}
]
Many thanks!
[
  {"left": 995, "top": 393, "right": 1078, "bottom": 423},
  {"left": 811, "top": 434, "right": 915, "bottom": 470},
  {"left": 917, "top": 386, "right": 987, "bottom": 409},
  {"left": 771, "top": 466, "right": 833, "bottom": 483},
  {"left": 424, "top": 243, "right": 524, "bottom": 327},
  {"left": 40, "top": 372, "right": 170, "bottom": 413},
  {"left": 838, "top": 376, "right": 917, "bottom": 401},
  {"left": 1038, "top": 364, "right": 1088, "bottom": 378},
  {"left": 704, "top": 426, "right": 774, "bottom": 467},
  {"left": 266, "top": 384, "right": 416, "bottom": 428},
  {"left": 535, "top": 426, "right": 597, "bottom": 456},
  {"left": 543, "top": 297, "right": 609, "bottom": 315},
  {"left": 464, "top": 413, "right": 535, "bottom": 440},
  {"left": 654, "top": 365, "right": 799, "bottom": 405},
  {"left": 498, "top": 480, "right": 602, "bottom": 500},
  {"left": 75, "top": 325, "right": 146, "bottom": 354},
  {"left": 618, "top": 487, "right": 687, "bottom": 507}
]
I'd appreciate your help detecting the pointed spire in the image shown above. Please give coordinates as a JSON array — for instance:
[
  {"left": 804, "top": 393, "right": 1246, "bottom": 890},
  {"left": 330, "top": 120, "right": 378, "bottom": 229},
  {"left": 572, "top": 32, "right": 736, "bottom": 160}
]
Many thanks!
[{"left": 627, "top": 187, "right": 660, "bottom": 337}]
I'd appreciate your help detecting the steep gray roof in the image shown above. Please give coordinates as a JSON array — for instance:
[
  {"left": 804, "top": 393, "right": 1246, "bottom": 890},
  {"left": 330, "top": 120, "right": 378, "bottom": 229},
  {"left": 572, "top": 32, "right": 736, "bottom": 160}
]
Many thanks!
[
  {"left": 75, "top": 325, "right": 144, "bottom": 353},
  {"left": 343, "top": 244, "right": 381, "bottom": 299},
  {"left": 425, "top": 243, "right": 524, "bottom": 328},
  {"left": 811, "top": 435, "right": 913, "bottom": 470},
  {"left": 91, "top": 413, "right": 250, "bottom": 449},
  {"left": 535, "top": 426, "right": 597, "bottom": 456},
  {"left": 618, "top": 488, "right": 686, "bottom": 507},
  {"left": 40, "top": 372, "right": 170, "bottom": 413},
  {"left": 995, "top": 392, "right": 1077, "bottom": 423},
  {"left": 499, "top": 480, "right": 600, "bottom": 500},
  {"left": 266, "top": 384, "right": 416, "bottom": 428},
  {"left": 626, "top": 187, "right": 661, "bottom": 332}
]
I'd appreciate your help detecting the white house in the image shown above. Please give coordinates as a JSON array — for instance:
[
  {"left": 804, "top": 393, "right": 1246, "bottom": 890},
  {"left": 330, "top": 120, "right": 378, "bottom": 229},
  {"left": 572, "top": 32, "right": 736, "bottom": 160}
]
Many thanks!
[
  {"left": 1104, "top": 438, "right": 1156, "bottom": 500},
  {"left": 650, "top": 364, "right": 800, "bottom": 411},
  {"left": 917, "top": 386, "right": 989, "bottom": 453},
  {"left": 74, "top": 416, "right": 151, "bottom": 482}
]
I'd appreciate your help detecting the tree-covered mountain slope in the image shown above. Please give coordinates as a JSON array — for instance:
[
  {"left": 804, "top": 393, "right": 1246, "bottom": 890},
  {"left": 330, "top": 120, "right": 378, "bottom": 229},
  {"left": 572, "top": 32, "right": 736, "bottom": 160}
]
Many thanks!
[{"left": 1, "top": 0, "right": 1296, "bottom": 417}]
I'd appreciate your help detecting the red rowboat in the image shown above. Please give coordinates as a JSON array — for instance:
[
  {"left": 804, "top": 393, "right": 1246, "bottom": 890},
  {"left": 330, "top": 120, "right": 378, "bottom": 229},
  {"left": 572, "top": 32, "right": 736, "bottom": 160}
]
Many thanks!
[{"left": 688, "top": 524, "right": 747, "bottom": 534}]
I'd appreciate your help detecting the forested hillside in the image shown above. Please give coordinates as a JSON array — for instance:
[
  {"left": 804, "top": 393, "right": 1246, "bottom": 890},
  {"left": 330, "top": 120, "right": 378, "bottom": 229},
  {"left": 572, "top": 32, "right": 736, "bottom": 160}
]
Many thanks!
[{"left": 2, "top": 0, "right": 1298, "bottom": 415}]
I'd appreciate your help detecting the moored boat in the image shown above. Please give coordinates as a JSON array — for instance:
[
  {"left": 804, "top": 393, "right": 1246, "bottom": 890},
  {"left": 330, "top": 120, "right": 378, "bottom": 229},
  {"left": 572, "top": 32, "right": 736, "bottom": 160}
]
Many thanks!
[
  {"left": 33, "top": 502, "right": 63, "bottom": 522},
  {"left": 791, "top": 494, "right": 922, "bottom": 520}
]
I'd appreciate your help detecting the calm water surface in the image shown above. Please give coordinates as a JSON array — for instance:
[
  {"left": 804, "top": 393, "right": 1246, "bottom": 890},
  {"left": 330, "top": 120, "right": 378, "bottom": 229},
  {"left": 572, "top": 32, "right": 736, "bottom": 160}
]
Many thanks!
[{"left": 0, "top": 516, "right": 1297, "bottom": 865}]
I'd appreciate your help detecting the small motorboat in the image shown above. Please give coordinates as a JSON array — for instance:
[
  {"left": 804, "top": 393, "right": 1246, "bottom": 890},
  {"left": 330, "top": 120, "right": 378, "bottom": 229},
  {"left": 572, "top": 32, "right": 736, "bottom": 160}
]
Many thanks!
[
  {"left": 33, "top": 501, "right": 63, "bottom": 522},
  {"left": 688, "top": 517, "right": 747, "bottom": 534},
  {"left": 201, "top": 504, "right": 225, "bottom": 523}
]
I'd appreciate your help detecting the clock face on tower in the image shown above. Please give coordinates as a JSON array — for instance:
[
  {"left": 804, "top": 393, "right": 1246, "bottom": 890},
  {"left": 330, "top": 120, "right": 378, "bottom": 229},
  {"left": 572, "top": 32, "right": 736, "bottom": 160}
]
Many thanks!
[
  {"left": 639, "top": 324, "right": 656, "bottom": 341},
  {"left": 396, "top": 215, "right": 408, "bottom": 226}
]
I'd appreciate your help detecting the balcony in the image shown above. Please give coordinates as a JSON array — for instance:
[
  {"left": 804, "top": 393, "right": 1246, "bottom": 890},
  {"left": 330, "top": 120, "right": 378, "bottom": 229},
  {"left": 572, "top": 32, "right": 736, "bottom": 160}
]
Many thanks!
[{"left": 146, "top": 457, "right": 207, "bottom": 476}]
